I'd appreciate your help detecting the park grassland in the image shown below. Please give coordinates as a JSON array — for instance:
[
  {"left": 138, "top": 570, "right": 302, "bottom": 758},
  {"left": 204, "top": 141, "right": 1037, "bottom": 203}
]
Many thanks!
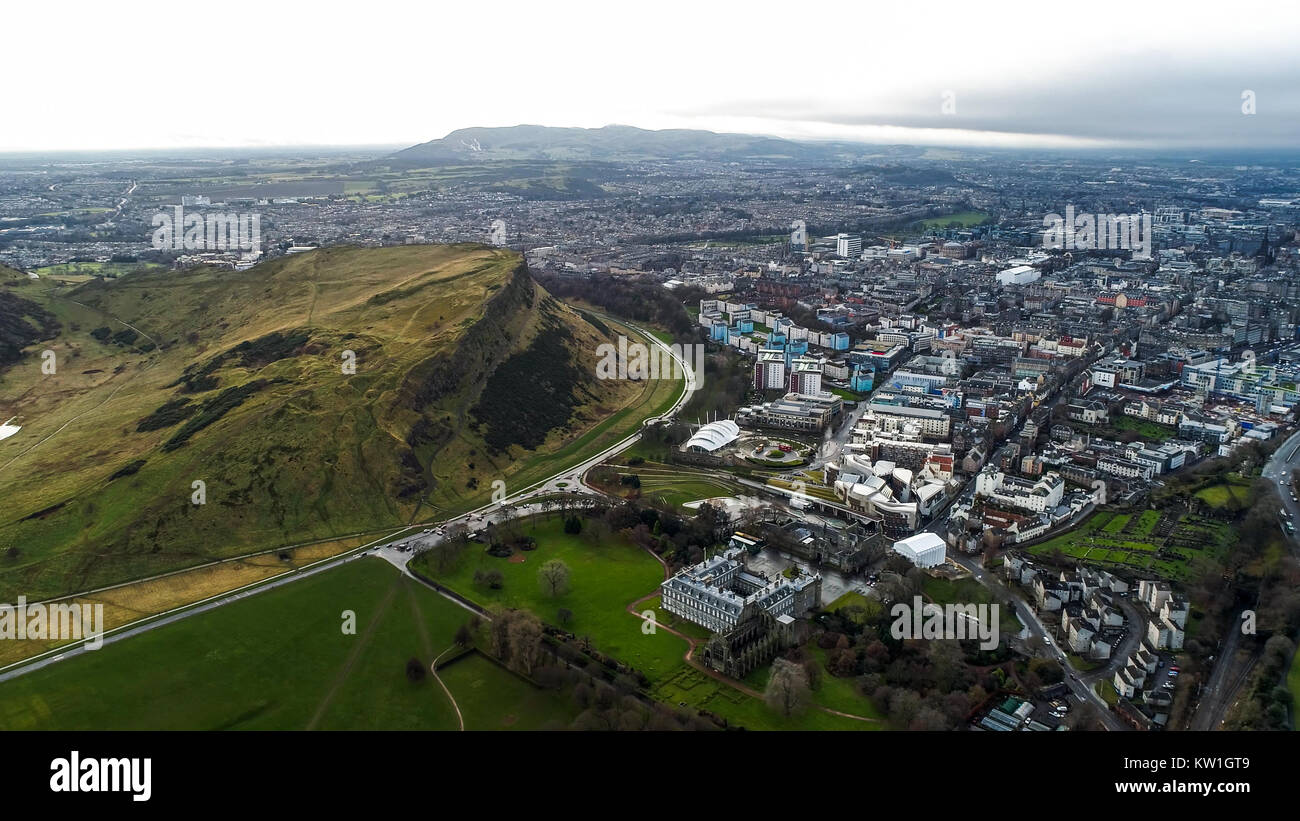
[
  {"left": 411, "top": 515, "right": 879, "bottom": 730},
  {"left": 912, "top": 210, "right": 990, "bottom": 229},
  {"left": 411, "top": 515, "right": 684, "bottom": 680},
  {"left": 0, "top": 559, "right": 582, "bottom": 730},
  {"left": 0, "top": 532, "right": 375, "bottom": 668},
  {"left": 0, "top": 514, "right": 878, "bottom": 730},
  {"left": 0, "top": 244, "right": 675, "bottom": 607}
]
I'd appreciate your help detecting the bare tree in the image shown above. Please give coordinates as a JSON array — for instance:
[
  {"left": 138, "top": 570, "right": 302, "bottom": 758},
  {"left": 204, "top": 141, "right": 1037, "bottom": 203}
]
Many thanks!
[
  {"left": 538, "top": 559, "right": 571, "bottom": 598},
  {"left": 764, "top": 658, "right": 811, "bottom": 717}
]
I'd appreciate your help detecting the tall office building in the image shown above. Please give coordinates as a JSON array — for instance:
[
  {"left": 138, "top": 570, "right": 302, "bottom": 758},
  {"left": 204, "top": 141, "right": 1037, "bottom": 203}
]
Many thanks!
[{"left": 836, "top": 233, "right": 863, "bottom": 258}]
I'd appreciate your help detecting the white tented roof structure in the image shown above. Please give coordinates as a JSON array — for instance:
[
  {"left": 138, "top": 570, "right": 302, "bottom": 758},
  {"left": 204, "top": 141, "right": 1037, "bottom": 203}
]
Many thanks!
[
  {"left": 892, "top": 532, "right": 947, "bottom": 568},
  {"left": 684, "top": 419, "right": 740, "bottom": 452}
]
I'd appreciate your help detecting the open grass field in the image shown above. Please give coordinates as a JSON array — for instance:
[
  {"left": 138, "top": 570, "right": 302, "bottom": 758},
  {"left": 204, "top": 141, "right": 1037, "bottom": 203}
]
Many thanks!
[
  {"left": 1027, "top": 509, "right": 1232, "bottom": 581},
  {"left": 410, "top": 515, "right": 680, "bottom": 678},
  {"left": 0, "top": 245, "right": 672, "bottom": 604},
  {"left": 912, "top": 210, "right": 990, "bottom": 229},
  {"left": 0, "top": 532, "right": 376, "bottom": 668},
  {"left": 1194, "top": 475, "right": 1255, "bottom": 510},
  {"left": 436, "top": 652, "right": 578, "bottom": 730},
  {"left": 0, "top": 558, "right": 577, "bottom": 730}
]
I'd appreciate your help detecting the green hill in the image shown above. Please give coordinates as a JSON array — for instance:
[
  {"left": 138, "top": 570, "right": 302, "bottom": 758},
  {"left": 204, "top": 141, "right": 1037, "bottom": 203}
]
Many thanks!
[{"left": 0, "top": 245, "right": 663, "bottom": 600}]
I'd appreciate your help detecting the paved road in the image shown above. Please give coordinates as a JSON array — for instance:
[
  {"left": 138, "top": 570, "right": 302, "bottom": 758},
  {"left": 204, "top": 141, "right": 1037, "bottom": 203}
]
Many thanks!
[{"left": 1260, "top": 427, "right": 1300, "bottom": 547}]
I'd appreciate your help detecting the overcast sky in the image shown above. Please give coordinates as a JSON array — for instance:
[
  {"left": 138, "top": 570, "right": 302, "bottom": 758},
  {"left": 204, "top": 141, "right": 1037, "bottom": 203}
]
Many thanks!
[{"left": 7, "top": 0, "right": 1298, "bottom": 153}]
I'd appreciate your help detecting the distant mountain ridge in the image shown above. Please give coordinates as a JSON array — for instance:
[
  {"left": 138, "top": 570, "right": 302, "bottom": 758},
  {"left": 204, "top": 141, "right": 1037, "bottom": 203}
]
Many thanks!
[{"left": 390, "top": 124, "right": 856, "bottom": 164}]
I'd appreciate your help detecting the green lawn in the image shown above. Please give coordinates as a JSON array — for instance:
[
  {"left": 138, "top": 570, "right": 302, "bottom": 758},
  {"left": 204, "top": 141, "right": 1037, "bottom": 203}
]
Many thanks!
[
  {"left": 436, "top": 652, "right": 578, "bottom": 730},
  {"left": 1067, "top": 653, "right": 1105, "bottom": 672},
  {"left": 913, "top": 210, "right": 990, "bottom": 229},
  {"left": 0, "top": 559, "right": 551, "bottom": 730},
  {"left": 1194, "top": 477, "right": 1254, "bottom": 510},
  {"left": 827, "top": 591, "right": 875, "bottom": 612},
  {"left": 409, "top": 515, "right": 682, "bottom": 680},
  {"left": 1102, "top": 514, "right": 1131, "bottom": 534},
  {"left": 636, "top": 476, "right": 743, "bottom": 510},
  {"left": 1096, "top": 680, "right": 1120, "bottom": 707},
  {"left": 1133, "top": 510, "right": 1162, "bottom": 538}
]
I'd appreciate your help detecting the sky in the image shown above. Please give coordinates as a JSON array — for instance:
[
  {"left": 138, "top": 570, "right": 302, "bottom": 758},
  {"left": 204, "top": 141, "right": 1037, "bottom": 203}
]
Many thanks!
[{"left": 7, "top": 0, "right": 1298, "bottom": 153}]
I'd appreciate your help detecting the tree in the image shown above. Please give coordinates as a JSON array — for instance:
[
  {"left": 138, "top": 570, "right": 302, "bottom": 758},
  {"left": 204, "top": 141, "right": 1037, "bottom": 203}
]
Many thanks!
[
  {"left": 888, "top": 689, "right": 922, "bottom": 725},
  {"left": 538, "top": 559, "right": 571, "bottom": 598},
  {"left": 764, "top": 658, "right": 811, "bottom": 717},
  {"left": 427, "top": 535, "right": 465, "bottom": 574},
  {"left": 558, "top": 607, "right": 574, "bottom": 626},
  {"left": 405, "top": 657, "right": 426, "bottom": 682},
  {"left": 454, "top": 623, "right": 473, "bottom": 647},
  {"left": 489, "top": 609, "right": 545, "bottom": 676}
]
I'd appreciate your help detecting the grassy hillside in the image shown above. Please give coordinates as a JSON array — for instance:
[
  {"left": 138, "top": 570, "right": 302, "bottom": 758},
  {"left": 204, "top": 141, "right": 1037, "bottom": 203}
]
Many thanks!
[{"left": 0, "top": 245, "right": 664, "bottom": 601}]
